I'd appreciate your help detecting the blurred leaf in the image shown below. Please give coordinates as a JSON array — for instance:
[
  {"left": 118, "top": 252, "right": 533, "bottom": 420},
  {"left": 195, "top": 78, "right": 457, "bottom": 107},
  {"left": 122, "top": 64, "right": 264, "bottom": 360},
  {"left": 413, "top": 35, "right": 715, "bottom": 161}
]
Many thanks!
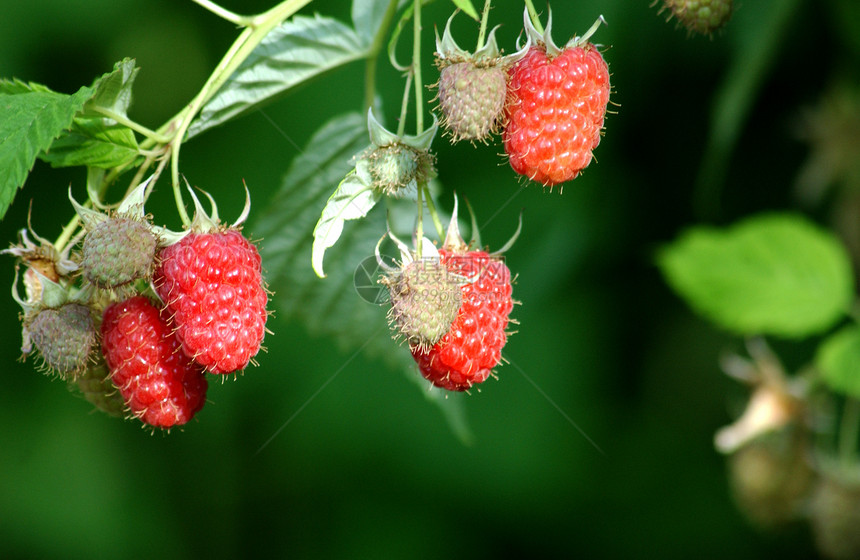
[
  {"left": 694, "top": 0, "right": 802, "bottom": 219},
  {"left": 450, "top": 0, "right": 479, "bottom": 20},
  {"left": 187, "top": 14, "right": 370, "bottom": 139},
  {"left": 39, "top": 117, "right": 139, "bottom": 169},
  {"left": 0, "top": 83, "right": 94, "bottom": 220},
  {"left": 312, "top": 170, "right": 380, "bottom": 278},
  {"left": 658, "top": 213, "right": 854, "bottom": 338},
  {"left": 254, "top": 111, "right": 471, "bottom": 443},
  {"left": 83, "top": 58, "right": 139, "bottom": 119},
  {"left": 352, "top": 0, "right": 399, "bottom": 42},
  {"left": 816, "top": 326, "right": 860, "bottom": 398}
]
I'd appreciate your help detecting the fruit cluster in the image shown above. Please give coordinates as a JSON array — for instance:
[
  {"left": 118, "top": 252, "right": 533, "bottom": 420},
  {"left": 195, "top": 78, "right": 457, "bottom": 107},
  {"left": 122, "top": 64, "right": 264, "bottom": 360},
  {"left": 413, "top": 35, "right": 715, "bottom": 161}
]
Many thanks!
[
  {"left": 7, "top": 183, "right": 268, "bottom": 430},
  {"left": 433, "top": 10, "right": 612, "bottom": 188}
]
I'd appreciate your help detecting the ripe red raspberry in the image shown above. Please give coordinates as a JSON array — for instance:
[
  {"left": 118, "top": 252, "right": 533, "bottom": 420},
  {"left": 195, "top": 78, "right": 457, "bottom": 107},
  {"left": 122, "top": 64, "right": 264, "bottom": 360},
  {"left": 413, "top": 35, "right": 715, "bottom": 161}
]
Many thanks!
[
  {"left": 411, "top": 249, "right": 513, "bottom": 391},
  {"left": 154, "top": 229, "right": 267, "bottom": 374},
  {"left": 504, "top": 42, "right": 610, "bottom": 187},
  {"left": 101, "top": 295, "right": 207, "bottom": 428}
]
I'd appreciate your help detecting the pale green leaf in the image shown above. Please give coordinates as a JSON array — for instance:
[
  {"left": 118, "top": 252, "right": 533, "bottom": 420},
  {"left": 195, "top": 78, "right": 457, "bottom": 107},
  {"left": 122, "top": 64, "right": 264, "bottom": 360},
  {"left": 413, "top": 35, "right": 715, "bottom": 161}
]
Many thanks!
[
  {"left": 39, "top": 117, "right": 139, "bottom": 169},
  {"left": 816, "top": 326, "right": 860, "bottom": 399},
  {"left": 658, "top": 213, "right": 854, "bottom": 338},
  {"left": 0, "top": 84, "right": 94, "bottom": 220},
  {"left": 312, "top": 170, "right": 380, "bottom": 278},
  {"left": 187, "top": 14, "right": 369, "bottom": 139},
  {"left": 83, "top": 58, "right": 139, "bottom": 119}
]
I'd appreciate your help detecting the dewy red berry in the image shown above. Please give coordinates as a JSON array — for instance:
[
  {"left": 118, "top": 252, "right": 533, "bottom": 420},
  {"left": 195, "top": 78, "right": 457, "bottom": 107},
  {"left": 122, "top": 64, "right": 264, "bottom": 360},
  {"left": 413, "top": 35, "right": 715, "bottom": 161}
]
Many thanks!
[
  {"left": 101, "top": 295, "right": 207, "bottom": 429},
  {"left": 503, "top": 14, "right": 611, "bottom": 187},
  {"left": 154, "top": 229, "right": 267, "bottom": 374}
]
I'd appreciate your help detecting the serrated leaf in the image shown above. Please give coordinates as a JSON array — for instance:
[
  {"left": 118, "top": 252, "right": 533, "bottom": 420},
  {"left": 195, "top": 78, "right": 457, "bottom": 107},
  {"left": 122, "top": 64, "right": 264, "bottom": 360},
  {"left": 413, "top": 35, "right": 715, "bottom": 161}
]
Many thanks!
[
  {"left": 253, "top": 111, "right": 471, "bottom": 443},
  {"left": 658, "top": 213, "right": 854, "bottom": 338},
  {"left": 83, "top": 58, "right": 139, "bottom": 120},
  {"left": 187, "top": 14, "right": 370, "bottom": 139},
  {"left": 39, "top": 117, "right": 139, "bottom": 169},
  {"left": 0, "top": 79, "right": 53, "bottom": 95},
  {"left": 816, "top": 326, "right": 860, "bottom": 399},
  {"left": 450, "top": 0, "right": 479, "bottom": 20},
  {"left": 312, "top": 170, "right": 380, "bottom": 278},
  {"left": 0, "top": 84, "right": 94, "bottom": 220}
]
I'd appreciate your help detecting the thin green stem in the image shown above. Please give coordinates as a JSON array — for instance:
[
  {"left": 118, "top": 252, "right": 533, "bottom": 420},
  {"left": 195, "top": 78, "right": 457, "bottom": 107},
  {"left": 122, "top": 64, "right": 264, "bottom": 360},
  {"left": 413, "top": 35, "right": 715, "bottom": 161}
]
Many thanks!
[
  {"left": 90, "top": 106, "right": 171, "bottom": 143},
  {"left": 476, "top": 0, "right": 493, "bottom": 51},
  {"left": 364, "top": 0, "right": 401, "bottom": 113},
  {"left": 191, "top": 0, "right": 254, "bottom": 27},
  {"left": 396, "top": 71, "right": 414, "bottom": 137},
  {"left": 523, "top": 0, "right": 543, "bottom": 34},
  {"left": 412, "top": 0, "right": 424, "bottom": 135},
  {"left": 422, "top": 185, "right": 444, "bottom": 239},
  {"left": 170, "top": 0, "right": 313, "bottom": 225},
  {"left": 54, "top": 215, "right": 82, "bottom": 254}
]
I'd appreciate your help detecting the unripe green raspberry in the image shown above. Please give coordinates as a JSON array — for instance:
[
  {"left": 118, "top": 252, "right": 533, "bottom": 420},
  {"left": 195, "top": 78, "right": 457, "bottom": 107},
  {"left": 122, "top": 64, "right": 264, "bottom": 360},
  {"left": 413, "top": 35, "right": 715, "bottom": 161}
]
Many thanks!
[
  {"left": 727, "top": 433, "right": 813, "bottom": 528},
  {"left": 381, "top": 258, "right": 462, "bottom": 351},
  {"left": 809, "top": 474, "right": 860, "bottom": 560},
  {"left": 25, "top": 303, "right": 96, "bottom": 379},
  {"left": 662, "top": 0, "right": 734, "bottom": 35},
  {"left": 366, "top": 143, "right": 434, "bottom": 197},
  {"left": 437, "top": 61, "right": 507, "bottom": 142},
  {"left": 70, "top": 365, "right": 125, "bottom": 417},
  {"left": 82, "top": 215, "right": 157, "bottom": 290}
]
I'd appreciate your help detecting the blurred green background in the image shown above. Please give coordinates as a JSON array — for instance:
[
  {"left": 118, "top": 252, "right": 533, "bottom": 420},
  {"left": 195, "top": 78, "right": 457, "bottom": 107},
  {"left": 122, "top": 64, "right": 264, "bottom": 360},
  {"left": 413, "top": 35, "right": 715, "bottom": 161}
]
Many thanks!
[{"left": 1, "top": 0, "right": 856, "bottom": 557}]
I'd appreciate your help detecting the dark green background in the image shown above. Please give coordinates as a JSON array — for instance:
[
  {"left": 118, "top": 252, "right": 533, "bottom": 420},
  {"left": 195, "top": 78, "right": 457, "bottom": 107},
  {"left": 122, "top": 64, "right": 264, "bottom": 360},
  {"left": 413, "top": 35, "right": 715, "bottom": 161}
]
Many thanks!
[{"left": 1, "top": 0, "right": 854, "bottom": 557}]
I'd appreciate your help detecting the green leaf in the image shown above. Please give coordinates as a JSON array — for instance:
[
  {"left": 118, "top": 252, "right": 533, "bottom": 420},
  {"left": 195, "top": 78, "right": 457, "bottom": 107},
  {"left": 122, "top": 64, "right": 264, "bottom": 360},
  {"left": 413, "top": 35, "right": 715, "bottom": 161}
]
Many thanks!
[
  {"left": 39, "top": 117, "right": 139, "bottom": 169},
  {"left": 253, "top": 111, "right": 471, "bottom": 443},
  {"left": 352, "top": 0, "right": 399, "bottom": 42},
  {"left": 450, "top": 0, "right": 479, "bottom": 20},
  {"left": 312, "top": 170, "right": 380, "bottom": 278},
  {"left": 83, "top": 58, "right": 139, "bottom": 119},
  {"left": 187, "top": 14, "right": 370, "bottom": 139},
  {"left": 658, "top": 213, "right": 854, "bottom": 338},
  {"left": 817, "top": 326, "right": 860, "bottom": 398},
  {"left": 0, "top": 79, "right": 53, "bottom": 95},
  {"left": 0, "top": 83, "right": 94, "bottom": 220}
]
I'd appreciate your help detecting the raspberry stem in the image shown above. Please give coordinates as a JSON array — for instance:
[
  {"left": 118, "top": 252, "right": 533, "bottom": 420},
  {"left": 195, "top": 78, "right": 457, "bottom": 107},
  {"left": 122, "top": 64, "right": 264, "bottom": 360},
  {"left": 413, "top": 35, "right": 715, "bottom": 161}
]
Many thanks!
[
  {"left": 422, "top": 186, "right": 445, "bottom": 239},
  {"left": 191, "top": 0, "right": 255, "bottom": 26},
  {"left": 89, "top": 106, "right": 171, "bottom": 144},
  {"left": 475, "top": 0, "right": 493, "bottom": 51},
  {"left": 167, "top": 0, "right": 314, "bottom": 226},
  {"left": 412, "top": 0, "right": 424, "bottom": 135},
  {"left": 363, "top": 0, "right": 401, "bottom": 114},
  {"left": 397, "top": 71, "right": 414, "bottom": 137}
]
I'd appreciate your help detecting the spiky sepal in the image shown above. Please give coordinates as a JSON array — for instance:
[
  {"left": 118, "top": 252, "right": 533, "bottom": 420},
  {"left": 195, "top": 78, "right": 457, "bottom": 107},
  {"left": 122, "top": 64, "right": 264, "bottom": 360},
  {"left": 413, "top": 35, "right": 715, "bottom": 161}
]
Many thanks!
[{"left": 519, "top": 8, "right": 607, "bottom": 58}]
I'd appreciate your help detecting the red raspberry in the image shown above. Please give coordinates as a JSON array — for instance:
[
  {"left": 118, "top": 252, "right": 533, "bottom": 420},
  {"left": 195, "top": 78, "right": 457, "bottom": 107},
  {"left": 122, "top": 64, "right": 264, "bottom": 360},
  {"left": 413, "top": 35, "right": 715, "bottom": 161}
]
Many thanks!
[
  {"left": 154, "top": 229, "right": 267, "bottom": 374},
  {"left": 101, "top": 295, "right": 207, "bottom": 428},
  {"left": 503, "top": 43, "right": 610, "bottom": 187},
  {"left": 411, "top": 249, "right": 513, "bottom": 391}
]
